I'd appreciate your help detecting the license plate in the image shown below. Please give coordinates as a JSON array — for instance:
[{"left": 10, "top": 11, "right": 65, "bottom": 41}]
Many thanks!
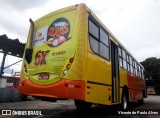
[{"left": 38, "top": 73, "right": 49, "bottom": 80}]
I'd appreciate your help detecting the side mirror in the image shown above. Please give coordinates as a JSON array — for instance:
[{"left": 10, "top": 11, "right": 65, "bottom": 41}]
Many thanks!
[{"left": 25, "top": 48, "right": 33, "bottom": 64}]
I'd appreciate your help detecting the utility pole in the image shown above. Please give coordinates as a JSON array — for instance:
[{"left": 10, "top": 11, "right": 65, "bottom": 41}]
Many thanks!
[{"left": 0, "top": 52, "right": 7, "bottom": 77}]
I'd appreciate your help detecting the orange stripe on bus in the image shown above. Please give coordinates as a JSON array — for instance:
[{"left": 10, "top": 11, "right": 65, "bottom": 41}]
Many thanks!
[{"left": 18, "top": 79, "right": 85, "bottom": 100}]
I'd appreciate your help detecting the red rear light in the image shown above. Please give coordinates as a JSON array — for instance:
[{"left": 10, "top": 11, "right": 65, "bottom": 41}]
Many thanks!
[
  {"left": 69, "top": 57, "right": 74, "bottom": 63},
  {"left": 65, "top": 84, "right": 81, "bottom": 88},
  {"left": 67, "top": 64, "right": 71, "bottom": 70},
  {"left": 87, "top": 86, "right": 91, "bottom": 89},
  {"left": 63, "top": 57, "right": 74, "bottom": 75},
  {"left": 74, "top": 85, "right": 81, "bottom": 88}
]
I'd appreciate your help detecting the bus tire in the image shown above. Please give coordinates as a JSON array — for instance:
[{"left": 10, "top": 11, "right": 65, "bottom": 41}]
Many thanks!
[
  {"left": 74, "top": 100, "right": 92, "bottom": 110},
  {"left": 138, "top": 90, "right": 144, "bottom": 105},
  {"left": 138, "top": 99, "right": 144, "bottom": 105},
  {"left": 41, "top": 97, "right": 57, "bottom": 102},
  {"left": 21, "top": 94, "right": 27, "bottom": 101},
  {"left": 121, "top": 93, "right": 128, "bottom": 110}
]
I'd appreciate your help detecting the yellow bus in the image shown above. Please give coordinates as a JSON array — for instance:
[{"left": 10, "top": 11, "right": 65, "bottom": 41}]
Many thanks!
[{"left": 18, "top": 3, "right": 147, "bottom": 110}]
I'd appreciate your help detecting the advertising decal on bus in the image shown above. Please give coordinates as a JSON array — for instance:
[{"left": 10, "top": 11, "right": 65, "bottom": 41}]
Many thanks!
[
  {"left": 33, "top": 26, "right": 48, "bottom": 47},
  {"left": 46, "top": 17, "right": 71, "bottom": 47},
  {"left": 23, "top": 13, "right": 79, "bottom": 85}
]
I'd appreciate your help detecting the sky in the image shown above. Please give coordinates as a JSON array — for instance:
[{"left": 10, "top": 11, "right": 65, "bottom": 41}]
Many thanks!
[{"left": 0, "top": 0, "right": 160, "bottom": 74}]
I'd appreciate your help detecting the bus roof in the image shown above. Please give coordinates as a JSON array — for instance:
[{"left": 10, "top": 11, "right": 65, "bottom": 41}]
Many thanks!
[
  {"left": 35, "top": 4, "right": 79, "bottom": 23},
  {"left": 33, "top": 3, "right": 143, "bottom": 68}
]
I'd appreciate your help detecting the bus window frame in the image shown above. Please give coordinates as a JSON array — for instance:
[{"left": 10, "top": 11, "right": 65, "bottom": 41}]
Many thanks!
[
  {"left": 118, "top": 47, "right": 143, "bottom": 78},
  {"left": 88, "top": 16, "right": 110, "bottom": 61},
  {"left": 122, "top": 49, "right": 127, "bottom": 70},
  {"left": 118, "top": 46, "right": 128, "bottom": 71},
  {"left": 126, "top": 53, "right": 130, "bottom": 72},
  {"left": 118, "top": 47, "right": 123, "bottom": 68}
]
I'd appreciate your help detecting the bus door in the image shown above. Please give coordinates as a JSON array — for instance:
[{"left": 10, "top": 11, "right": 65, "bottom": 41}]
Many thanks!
[{"left": 111, "top": 41, "right": 120, "bottom": 103}]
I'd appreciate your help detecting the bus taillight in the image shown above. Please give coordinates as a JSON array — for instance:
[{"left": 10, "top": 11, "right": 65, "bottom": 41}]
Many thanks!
[
  {"left": 65, "top": 83, "right": 81, "bottom": 88},
  {"left": 63, "top": 70, "right": 68, "bottom": 75},
  {"left": 63, "top": 57, "right": 74, "bottom": 75},
  {"left": 69, "top": 57, "right": 74, "bottom": 63},
  {"left": 67, "top": 64, "right": 71, "bottom": 70}
]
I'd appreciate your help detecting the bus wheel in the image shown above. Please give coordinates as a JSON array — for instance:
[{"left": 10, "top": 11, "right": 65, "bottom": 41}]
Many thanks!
[
  {"left": 74, "top": 100, "right": 92, "bottom": 110},
  {"left": 121, "top": 94, "right": 128, "bottom": 110},
  {"left": 41, "top": 97, "right": 57, "bottom": 102},
  {"left": 138, "top": 99, "right": 144, "bottom": 105},
  {"left": 21, "top": 94, "right": 27, "bottom": 101}
]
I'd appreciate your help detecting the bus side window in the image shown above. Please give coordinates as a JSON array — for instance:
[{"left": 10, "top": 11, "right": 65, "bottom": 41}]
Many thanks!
[
  {"left": 100, "top": 42, "right": 109, "bottom": 59},
  {"left": 135, "top": 62, "right": 137, "bottom": 76},
  {"left": 119, "top": 58, "right": 123, "bottom": 67},
  {"left": 133, "top": 60, "right": 138, "bottom": 76},
  {"left": 100, "top": 28, "right": 108, "bottom": 46},
  {"left": 89, "top": 19, "right": 110, "bottom": 60},
  {"left": 137, "top": 65, "right": 141, "bottom": 78},
  {"left": 89, "top": 20, "right": 99, "bottom": 39},
  {"left": 89, "top": 19, "right": 100, "bottom": 54},
  {"left": 118, "top": 47, "right": 122, "bottom": 56},
  {"left": 137, "top": 65, "right": 139, "bottom": 77},
  {"left": 122, "top": 49, "right": 127, "bottom": 70},
  {"left": 90, "top": 36, "right": 99, "bottom": 53},
  {"left": 142, "top": 69, "right": 145, "bottom": 80},
  {"left": 129, "top": 56, "right": 133, "bottom": 73},
  {"left": 118, "top": 47, "right": 123, "bottom": 67},
  {"left": 126, "top": 54, "right": 130, "bottom": 71},
  {"left": 140, "top": 67, "right": 143, "bottom": 79},
  {"left": 100, "top": 28, "right": 109, "bottom": 60}
]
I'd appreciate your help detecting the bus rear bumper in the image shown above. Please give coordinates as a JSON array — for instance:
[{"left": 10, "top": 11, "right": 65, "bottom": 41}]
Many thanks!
[{"left": 18, "top": 79, "right": 85, "bottom": 100}]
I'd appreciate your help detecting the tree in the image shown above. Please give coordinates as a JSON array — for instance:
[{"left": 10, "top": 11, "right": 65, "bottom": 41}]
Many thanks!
[{"left": 140, "top": 57, "right": 160, "bottom": 80}]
